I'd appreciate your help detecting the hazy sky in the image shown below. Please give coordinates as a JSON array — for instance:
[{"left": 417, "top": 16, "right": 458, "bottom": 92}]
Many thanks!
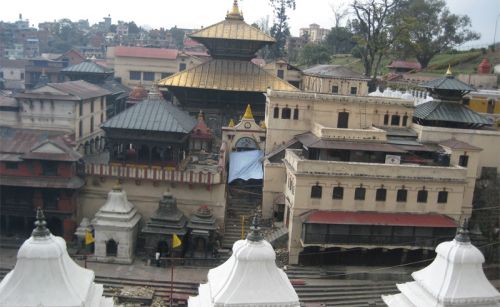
[{"left": 1, "top": 0, "right": 498, "bottom": 47}]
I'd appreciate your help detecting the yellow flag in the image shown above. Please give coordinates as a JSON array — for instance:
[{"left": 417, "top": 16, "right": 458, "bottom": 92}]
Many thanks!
[
  {"left": 172, "top": 233, "right": 182, "bottom": 248},
  {"left": 85, "top": 230, "right": 95, "bottom": 245}
]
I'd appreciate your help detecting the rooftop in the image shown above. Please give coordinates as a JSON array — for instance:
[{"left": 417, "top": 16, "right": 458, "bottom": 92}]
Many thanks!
[
  {"left": 16, "top": 80, "right": 111, "bottom": 101},
  {"left": 414, "top": 100, "right": 491, "bottom": 125},
  {"left": 61, "top": 60, "right": 113, "bottom": 74},
  {"left": 303, "top": 65, "right": 369, "bottom": 80}
]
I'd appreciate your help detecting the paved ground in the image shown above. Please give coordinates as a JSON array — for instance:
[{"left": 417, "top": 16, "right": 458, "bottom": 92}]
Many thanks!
[{"left": 0, "top": 247, "right": 210, "bottom": 284}]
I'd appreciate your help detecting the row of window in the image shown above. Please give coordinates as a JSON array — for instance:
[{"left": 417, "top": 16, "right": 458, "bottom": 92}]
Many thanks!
[
  {"left": 273, "top": 106, "right": 299, "bottom": 120},
  {"left": 332, "top": 86, "right": 357, "bottom": 95},
  {"left": 383, "top": 113, "right": 409, "bottom": 126},
  {"left": 78, "top": 114, "right": 103, "bottom": 137},
  {"left": 310, "top": 185, "right": 448, "bottom": 204},
  {"left": 78, "top": 97, "right": 105, "bottom": 117},
  {"left": 129, "top": 68, "right": 182, "bottom": 81}
]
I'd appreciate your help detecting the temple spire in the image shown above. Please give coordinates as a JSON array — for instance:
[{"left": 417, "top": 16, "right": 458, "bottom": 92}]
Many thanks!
[
  {"left": 446, "top": 64, "right": 453, "bottom": 77},
  {"left": 32, "top": 207, "right": 51, "bottom": 238},
  {"left": 243, "top": 104, "right": 254, "bottom": 119},
  {"left": 226, "top": 0, "right": 244, "bottom": 20},
  {"left": 246, "top": 209, "right": 264, "bottom": 242}
]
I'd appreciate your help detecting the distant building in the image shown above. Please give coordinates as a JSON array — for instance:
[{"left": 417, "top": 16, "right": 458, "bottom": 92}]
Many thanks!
[
  {"left": 302, "top": 64, "right": 370, "bottom": 95},
  {"left": 14, "top": 80, "right": 110, "bottom": 151},
  {"left": 386, "top": 60, "right": 421, "bottom": 74},
  {"left": 263, "top": 59, "right": 302, "bottom": 89},
  {"left": 0, "top": 58, "right": 26, "bottom": 90},
  {"left": 299, "top": 23, "right": 330, "bottom": 43},
  {"left": 0, "top": 128, "right": 84, "bottom": 241},
  {"left": 106, "top": 46, "right": 208, "bottom": 88}
]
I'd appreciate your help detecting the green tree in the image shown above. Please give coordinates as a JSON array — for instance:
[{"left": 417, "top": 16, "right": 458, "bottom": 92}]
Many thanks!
[
  {"left": 325, "top": 27, "right": 356, "bottom": 54},
  {"left": 269, "top": 0, "right": 296, "bottom": 59},
  {"left": 170, "top": 26, "right": 185, "bottom": 49},
  {"left": 298, "top": 43, "right": 331, "bottom": 66},
  {"left": 127, "top": 21, "right": 140, "bottom": 35},
  {"left": 394, "top": 0, "right": 480, "bottom": 68},
  {"left": 351, "top": 0, "right": 401, "bottom": 79}
]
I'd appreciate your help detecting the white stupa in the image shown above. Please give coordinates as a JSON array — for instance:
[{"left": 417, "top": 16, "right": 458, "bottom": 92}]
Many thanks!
[
  {"left": 93, "top": 185, "right": 141, "bottom": 264},
  {"left": 383, "top": 222, "right": 500, "bottom": 307},
  {"left": 188, "top": 212, "right": 300, "bottom": 307},
  {"left": 0, "top": 208, "right": 114, "bottom": 307}
]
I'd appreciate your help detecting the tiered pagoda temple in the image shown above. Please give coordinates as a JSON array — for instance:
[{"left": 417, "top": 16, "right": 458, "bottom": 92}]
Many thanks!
[
  {"left": 158, "top": 0, "right": 298, "bottom": 135},
  {"left": 414, "top": 67, "right": 491, "bottom": 129},
  {"left": 141, "top": 192, "right": 188, "bottom": 257}
]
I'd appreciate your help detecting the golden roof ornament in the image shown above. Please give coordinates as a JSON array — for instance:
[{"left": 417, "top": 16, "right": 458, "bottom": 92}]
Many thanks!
[
  {"left": 243, "top": 104, "right": 254, "bottom": 119},
  {"left": 228, "top": 118, "right": 235, "bottom": 127},
  {"left": 446, "top": 64, "right": 453, "bottom": 77},
  {"left": 226, "top": 0, "right": 244, "bottom": 20},
  {"left": 260, "top": 121, "right": 267, "bottom": 129}
]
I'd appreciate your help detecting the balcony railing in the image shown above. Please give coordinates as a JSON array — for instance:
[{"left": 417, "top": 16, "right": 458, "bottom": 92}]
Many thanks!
[
  {"left": 285, "top": 149, "right": 466, "bottom": 182},
  {"left": 84, "top": 163, "right": 222, "bottom": 185}
]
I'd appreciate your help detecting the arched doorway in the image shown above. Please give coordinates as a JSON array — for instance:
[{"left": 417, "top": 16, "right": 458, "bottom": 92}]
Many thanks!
[
  {"left": 106, "top": 239, "right": 118, "bottom": 257},
  {"left": 234, "top": 137, "right": 258, "bottom": 152}
]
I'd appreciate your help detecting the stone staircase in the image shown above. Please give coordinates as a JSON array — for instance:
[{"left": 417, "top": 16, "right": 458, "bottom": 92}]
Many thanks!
[{"left": 221, "top": 184, "right": 261, "bottom": 249}]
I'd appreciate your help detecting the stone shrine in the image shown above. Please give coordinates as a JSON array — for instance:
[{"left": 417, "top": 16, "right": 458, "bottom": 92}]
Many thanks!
[
  {"left": 141, "top": 192, "right": 188, "bottom": 257},
  {"left": 187, "top": 205, "right": 217, "bottom": 258},
  {"left": 93, "top": 185, "right": 141, "bottom": 264}
]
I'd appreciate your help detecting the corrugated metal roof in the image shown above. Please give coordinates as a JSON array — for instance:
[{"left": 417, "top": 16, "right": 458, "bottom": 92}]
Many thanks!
[
  {"left": 190, "top": 18, "right": 275, "bottom": 43},
  {"left": 420, "top": 75, "right": 476, "bottom": 91},
  {"left": 113, "top": 46, "right": 179, "bottom": 60},
  {"left": 48, "top": 80, "right": 111, "bottom": 100},
  {"left": 439, "top": 139, "right": 482, "bottom": 151},
  {"left": 304, "top": 211, "right": 457, "bottom": 228},
  {"left": 414, "top": 101, "right": 491, "bottom": 125},
  {"left": 158, "top": 59, "right": 298, "bottom": 92},
  {"left": 61, "top": 61, "right": 113, "bottom": 74},
  {"left": 295, "top": 132, "right": 407, "bottom": 153},
  {"left": 303, "top": 65, "right": 369, "bottom": 80},
  {"left": 102, "top": 98, "right": 196, "bottom": 133}
]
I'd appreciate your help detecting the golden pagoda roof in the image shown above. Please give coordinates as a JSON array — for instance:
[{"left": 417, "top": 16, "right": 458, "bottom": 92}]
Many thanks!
[
  {"left": 189, "top": 1, "right": 274, "bottom": 43},
  {"left": 157, "top": 59, "right": 298, "bottom": 92}
]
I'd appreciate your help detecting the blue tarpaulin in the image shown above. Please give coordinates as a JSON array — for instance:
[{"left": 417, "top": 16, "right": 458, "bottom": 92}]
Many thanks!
[{"left": 228, "top": 150, "right": 264, "bottom": 183}]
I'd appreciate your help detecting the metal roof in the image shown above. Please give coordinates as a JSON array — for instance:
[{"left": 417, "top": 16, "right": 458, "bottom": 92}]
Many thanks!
[
  {"left": 414, "top": 101, "right": 491, "bottom": 125},
  {"left": 102, "top": 97, "right": 197, "bottom": 134},
  {"left": 295, "top": 132, "right": 407, "bottom": 153},
  {"left": 420, "top": 75, "right": 476, "bottom": 91},
  {"left": 158, "top": 59, "right": 298, "bottom": 92},
  {"left": 303, "top": 65, "right": 369, "bottom": 80},
  {"left": 189, "top": 15, "right": 274, "bottom": 43},
  {"left": 304, "top": 211, "right": 457, "bottom": 228},
  {"left": 61, "top": 61, "right": 113, "bottom": 74},
  {"left": 439, "top": 139, "right": 482, "bottom": 151},
  {"left": 48, "top": 80, "right": 111, "bottom": 100}
]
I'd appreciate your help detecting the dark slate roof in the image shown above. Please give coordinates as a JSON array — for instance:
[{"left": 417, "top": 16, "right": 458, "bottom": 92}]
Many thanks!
[
  {"left": 99, "top": 78, "right": 131, "bottom": 96},
  {"left": 420, "top": 75, "right": 476, "bottom": 91},
  {"left": 48, "top": 80, "right": 111, "bottom": 99},
  {"left": 102, "top": 97, "right": 197, "bottom": 133},
  {"left": 61, "top": 61, "right": 113, "bottom": 74},
  {"left": 439, "top": 139, "right": 482, "bottom": 151},
  {"left": 414, "top": 101, "right": 490, "bottom": 125},
  {"left": 303, "top": 65, "right": 369, "bottom": 80}
]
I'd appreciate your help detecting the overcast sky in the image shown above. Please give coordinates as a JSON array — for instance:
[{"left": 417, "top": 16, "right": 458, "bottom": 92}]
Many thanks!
[{"left": 1, "top": 0, "right": 498, "bottom": 47}]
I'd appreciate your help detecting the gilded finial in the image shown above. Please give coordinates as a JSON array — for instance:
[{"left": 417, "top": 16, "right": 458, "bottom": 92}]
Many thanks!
[
  {"left": 228, "top": 118, "right": 235, "bottom": 127},
  {"left": 260, "top": 121, "right": 267, "bottom": 129},
  {"left": 226, "top": 0, "right": 244, "bottom": 20},
  {"left": 446, "top": 64, "right": 453, "bottom": 76},
  {"left": 243, "top": 104, "right": 254, "bottom": 120}
]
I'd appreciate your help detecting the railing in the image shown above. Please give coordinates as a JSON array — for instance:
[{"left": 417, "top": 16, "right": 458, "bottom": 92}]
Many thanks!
[
  {"left": 84, "top": 163, "right": 222, "bottom": 185},
  {"left": 302, "top": 233, "right": 450, "bottom": 248},
  {"left": 313, "top": 123, "right": 387, "bottom": 141}
]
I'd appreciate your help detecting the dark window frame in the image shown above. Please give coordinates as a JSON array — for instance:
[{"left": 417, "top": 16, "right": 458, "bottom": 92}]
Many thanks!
[
  {"left": 129, "top": 71, "right": 141, "bottom": 80},
  {"left": 437, "top": 190, "right": 448, "bottom": 204},
  {"left": 376, "top": 188, "right": 387, "bottom": 201},
  {"left": 391, "top": 115, "right": 400, "bottom": 126},
  {"left": 417, "top": 189, "right": 428, "bottom": 203},
  {"left": 354, "top": 187, "right": 366, "bottom": 200},
  {"left": 384, "top": 113, "right": 389, "bottom": 125},
  {"left": 281, "top": 107, "right": 291, "bottom": 119},
  {"left": 277, "top": 69, "right": 284, "bottom": 79},
  {"left": 273, "top": 107, "right": 280, "bottom": 118},
  {"left": 332, "top": 85, "right": 339, "bottom": 94},
  {"left": 332, "top": 186, "right": 344, "bottom": 200},
  {"left": 350, "top": 86, "right": 357, "bottom": 95},
  {"left": 311, "top": 185, "right": 322, "bottom": 199},
  {"left": 143, "top": 71, "right": 155, "bottom": 81},
  {"left": 293, "top": 107, "right": 299, "bottom": 120},
  {"left": 459, "top": 155, "right": 469, "bottom": 167},
  {"left": 396, "top": 189, "right": 407, "bottom": 202},
  {"left": 5, "top": 162, "right": 19, "bottom": 170}
]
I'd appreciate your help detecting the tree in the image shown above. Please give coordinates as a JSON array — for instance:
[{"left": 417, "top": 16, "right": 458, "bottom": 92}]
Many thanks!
[
  {"left": 330, "top": 2, "right": 349, "bottom": 28},
  {"left": 268, "top": 0, "right": 296, "bottom": 59},
  {"left": 298, "top": 43, "right": 331, "bottom": 66},
  {"left": 170, "top": 26, "right": 185, "bottom": 50},
  {"left": 350, "top": 0, "right": 401, "bottom": 79},
  {"left": 324, "top": 27, "right": 356, "bottom": 54},
  {"left": 127, "top": 21, "right": 140, "bottom": 35},
  {"left": 394, "top": 0, "right": 480, "bottom": 68}
]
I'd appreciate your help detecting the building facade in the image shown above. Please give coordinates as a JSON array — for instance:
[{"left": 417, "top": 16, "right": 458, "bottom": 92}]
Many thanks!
[
  {"left": 299, "top": 24, "right": 330, "bottom": 43},
  {"left": 302, "top": 65, "right": 369, "bottom": 96}
]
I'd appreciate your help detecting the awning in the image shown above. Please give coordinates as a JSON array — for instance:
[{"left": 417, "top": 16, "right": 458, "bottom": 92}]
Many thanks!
[
  {"left": 304, "top": 211, "right": 457, "bottom": 228},
  {"left": 228, "top": 150, "right": 263, "bottom": 183},
  {"left": 295, "top": 133, "right": 406, "bottom": 153}
]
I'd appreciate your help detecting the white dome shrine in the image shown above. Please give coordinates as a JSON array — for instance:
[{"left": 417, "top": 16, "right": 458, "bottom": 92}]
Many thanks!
[{"left": 0, "top": 208, "right": 114, "bottom": 307}]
